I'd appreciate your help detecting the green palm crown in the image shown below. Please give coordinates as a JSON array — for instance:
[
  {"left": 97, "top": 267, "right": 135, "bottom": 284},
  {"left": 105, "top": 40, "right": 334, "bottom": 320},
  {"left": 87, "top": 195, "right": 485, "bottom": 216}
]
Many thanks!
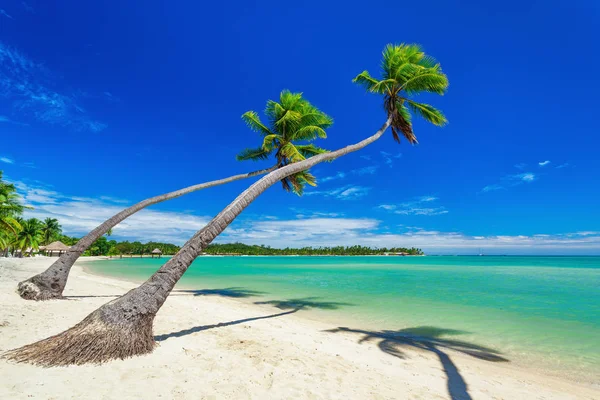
[
  {"left": 353, "top": 43, "right": 448, "bottom": 144},
  {"left": 237, "top": 90, "right": 333, "bottom": 195}
]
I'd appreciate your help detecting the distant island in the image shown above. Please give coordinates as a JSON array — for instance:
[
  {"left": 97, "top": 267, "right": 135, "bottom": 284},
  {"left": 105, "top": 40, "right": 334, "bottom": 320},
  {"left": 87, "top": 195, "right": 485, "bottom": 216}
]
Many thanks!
[{"left": 202, "top": 243, "right": 424, "bottom": 256}]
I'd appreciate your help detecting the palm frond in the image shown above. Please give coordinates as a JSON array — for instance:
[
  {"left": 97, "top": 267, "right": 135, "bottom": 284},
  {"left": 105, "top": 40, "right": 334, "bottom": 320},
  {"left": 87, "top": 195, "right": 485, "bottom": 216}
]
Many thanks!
[
  {"left": 406, "top": 100, "right": 448, "bottom": 126},
  {"left": 236, "top": 146, "right": 271, "bottom": 161},
  {"left": 295, "top": 144, "right": 329, "bottom": 158},
  {"left": 382, "top": 43, "right": 425, "bottom": 79},
  {"left": 292, "top": 125, "right": 328, "bottom": 141},
  {"left": 400, "top": 67, "right": 448, "bottom": 95},
  {"left": 279, "top": 90, "right": 304, "bottom": 109},
  {"left": 262, "top": 134, "right": 281, "bottom": 152},
  {"left": 241, "top": 111, "right": 273, "bottom": 136},
  {"left": 265, "top": 100, "right": 288, "bottom": 124},
  {"left": 0, "top": 216, "right": 21, "bottom": 234},
  {"left": 352, "top": 71, "right": 384, "bottom": 93},
  {"left": 298, "top": 111, "right": 334, "bottom": 129},
  {"left": 279, "top": 142, "right": 306, "bottom": 163}
]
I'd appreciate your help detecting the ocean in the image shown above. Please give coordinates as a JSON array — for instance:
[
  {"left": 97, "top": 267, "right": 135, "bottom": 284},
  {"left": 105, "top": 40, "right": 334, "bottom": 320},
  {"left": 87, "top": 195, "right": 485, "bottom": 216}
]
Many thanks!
[{"left": 86, "top": 255, "right": 600, "bottom": 382}]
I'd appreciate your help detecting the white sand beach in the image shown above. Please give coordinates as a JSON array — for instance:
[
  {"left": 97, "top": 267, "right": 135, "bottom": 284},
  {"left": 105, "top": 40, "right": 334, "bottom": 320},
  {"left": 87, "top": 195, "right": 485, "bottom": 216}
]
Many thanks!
[{"left": 0, "top": 257, "right": 598, "bottom": 400}]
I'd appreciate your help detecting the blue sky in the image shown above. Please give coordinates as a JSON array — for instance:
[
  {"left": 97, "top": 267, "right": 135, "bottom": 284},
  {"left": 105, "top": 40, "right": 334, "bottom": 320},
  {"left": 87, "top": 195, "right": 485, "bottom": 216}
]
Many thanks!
[{"left": 1, "top": 0, "right": 599, "bottom": 254}]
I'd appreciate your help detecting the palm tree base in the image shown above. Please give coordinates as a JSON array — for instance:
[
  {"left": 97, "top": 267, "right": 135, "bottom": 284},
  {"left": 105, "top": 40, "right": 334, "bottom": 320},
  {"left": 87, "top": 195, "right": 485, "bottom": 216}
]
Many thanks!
[
  {"left": 3, "top": 301, "right": 156, "bottom": 366},
  {"left": 17, "top": 277, "right": 64, "bottom": 300}
]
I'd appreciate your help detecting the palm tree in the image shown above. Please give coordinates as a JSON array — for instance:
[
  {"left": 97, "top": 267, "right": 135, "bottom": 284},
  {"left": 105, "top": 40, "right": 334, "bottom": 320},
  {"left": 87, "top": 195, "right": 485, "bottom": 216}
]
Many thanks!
[
  {"left": 14, "top": 218, "right": 43, "bottom": 257},
  {"left": 5, "top": 44, "right": 448, "bottom": 365},
  {"left": 0, "top": 172, "right": 24, "bottom": 236},
  {"left": 17, "top": 91, "right": 330, "bottom": 300},
  {"left": 0, "top": 172, "right": 25, "bottom": 257},
  {"left": 353, "top": 43, "right": 448, "bottom": 143},
  {"left": 237, "top": 90, "right": 331, "bottom": 195},
  {"left": 41, "top": 218, "right": 62, "bottom": 246}
]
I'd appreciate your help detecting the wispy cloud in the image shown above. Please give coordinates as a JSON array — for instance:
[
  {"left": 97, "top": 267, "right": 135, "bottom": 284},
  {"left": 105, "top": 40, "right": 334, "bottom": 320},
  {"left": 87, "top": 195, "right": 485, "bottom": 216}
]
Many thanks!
[
  {"left": 289, "top": 208, "right": 344, "bottom": 219},
  {"left": 319, "top": 165, "right": 379, "bottom": 183},
  {"left": 512, "top": 172, "right": 536, "bottom": 182},
  {"left": 0, "top": 42, "right": 107, "bottom": 132},
  {"left": 353, "top": 165, "right": 379, "bottom": 175},
  {"left": 321, "top": 172, "right": 346, "bottom": 182},
  {"left": 380, "top": 151, "right": 402, "bottom": 167},
  {"left": 22, "top": 2, "right": 34, "bottom": 13},
  {"left": 482, "top": 164, "right": 540, "bottom": 193},
  {"left": 555, "top": 163, "right": 571, "bottom": 169},
  {"left": 0, "top": 156, "right": 14, "bottom": 164},
  {"left": 0, "top": 114, "right": 28, "bottom": 126},
  {"left": 360, "top": 155, "right": 371, "bottom": 161},
  {"left": 11, "top": 180, "right": 210, "bottom": 244},
  {"left": 0, "top": 9, "right": 13, "bottom": 19},
  {"left": 538, "top": 160, "right": 551, "bottom": 167},
  {"left": 482, "top": 184, "right": 504, "bottom": 192},
  {"left": 378, "top": 196, "right": 448, "bottom": 216},
  {"left": 305, "top": 185, "right": 370, "bottom": 200}
]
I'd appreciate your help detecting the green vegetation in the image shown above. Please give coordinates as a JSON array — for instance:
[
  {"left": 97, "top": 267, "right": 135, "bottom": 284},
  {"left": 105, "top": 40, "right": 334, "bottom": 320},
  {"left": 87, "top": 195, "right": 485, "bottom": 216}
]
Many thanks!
[
  {"left": 237, "top": 90, "right": 332, "bottom": 194},
  {"left": 353, "top": 43, "right": 448, "bottom": 144},
  {"left": 204, "top": 243, "right": 423, "bottom": 256}
]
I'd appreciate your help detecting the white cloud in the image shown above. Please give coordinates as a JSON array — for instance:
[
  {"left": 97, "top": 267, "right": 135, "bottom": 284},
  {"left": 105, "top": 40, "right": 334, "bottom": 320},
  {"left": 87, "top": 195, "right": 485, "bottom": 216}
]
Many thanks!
[
  {"left": 11, "top": 180, "right": 210, "bottom": 244},
  {"left": 221, "top": 218, "right": 600, "bottom": 254},
  {"left": 353, "top": 165, "right": 379, "bottom": 175},
  {"left": 378, "top": 196, "right": 447, "bottom": 216},
  {"left": 513, "top": 172, "right": 536, "bottom": 182},
  {"left": 222, "top": 218, "right": 379, "bottom": 243},
  {"left": 0, "top": 9, "right": 13, "bottom": 19},
  {"left": 0, "top": 42, "right": 106, "bottom": 132},
  {"left": 482, "top": 184, "right": 504, "bottom": 192},
  {"left": 320, "top": 172, "right": 346, "bottom": 182},
  {"left": 555, "top": 163, "right": 570, "bottom": 169},
  {"left": 380, "top": 151, "right": 402, "bottom": 167},
  {"left": 22, "top": 2, "right": 35, "bottom": 13},
  {"left": 0, "top": 156, "right": 14, "bottom": 164},
  {"left": 514, "top": 163, "right": 527, "bottom": 170},
  {"left": 482, "top": 170, "right": 538, "bottom": 193},
  {"left": 319, "top": 165, "right": 379, "bottom": 183},
  {"left": 305, "top": 185, "right": 370, "bottom": 200},
  {"left": 9, "top": 179, "right": 600, "bottom": 254},
  {"left": 538, "top": 160, "right": 551, "bottom": 167}
]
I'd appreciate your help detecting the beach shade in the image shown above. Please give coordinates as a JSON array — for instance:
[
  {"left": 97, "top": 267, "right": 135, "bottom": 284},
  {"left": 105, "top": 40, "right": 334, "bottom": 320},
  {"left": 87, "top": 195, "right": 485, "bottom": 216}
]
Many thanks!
[
  {"left": 151, "top": 248, "right": 162, "bottom": 258},
  {"left": 44, "top": 241, "right": 71, "bottom": 257}
]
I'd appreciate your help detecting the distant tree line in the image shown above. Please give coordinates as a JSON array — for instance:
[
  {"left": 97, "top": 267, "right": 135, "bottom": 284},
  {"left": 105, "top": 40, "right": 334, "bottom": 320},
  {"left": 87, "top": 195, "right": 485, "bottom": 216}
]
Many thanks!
[{"left": 204, "top": 243, "right": 423, "bottom": 256}]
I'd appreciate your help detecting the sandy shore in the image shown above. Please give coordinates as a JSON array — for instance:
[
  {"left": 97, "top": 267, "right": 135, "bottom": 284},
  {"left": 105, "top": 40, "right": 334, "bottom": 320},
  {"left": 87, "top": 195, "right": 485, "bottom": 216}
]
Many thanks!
[{"left": 0, "top": 258, "right": 597, "bottom": 399}]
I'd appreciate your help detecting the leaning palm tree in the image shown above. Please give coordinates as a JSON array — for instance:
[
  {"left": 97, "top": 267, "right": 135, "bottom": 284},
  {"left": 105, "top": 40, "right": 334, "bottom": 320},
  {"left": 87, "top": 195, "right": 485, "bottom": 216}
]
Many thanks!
[
  {"left": 17, "top": 91, "right": 331, "bottom": 300},
  {"left": 4, "top": 44, "right": 448, "bottom": 366},
  {"left": 41, "top": 218, "right": 62, "bottom": 246}
]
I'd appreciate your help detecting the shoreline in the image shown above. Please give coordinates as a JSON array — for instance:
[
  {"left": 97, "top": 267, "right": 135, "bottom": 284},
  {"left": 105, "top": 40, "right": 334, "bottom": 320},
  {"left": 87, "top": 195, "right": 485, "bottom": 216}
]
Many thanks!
[{"left": 1, "top": 257, "right": 598, "bottom": 399}]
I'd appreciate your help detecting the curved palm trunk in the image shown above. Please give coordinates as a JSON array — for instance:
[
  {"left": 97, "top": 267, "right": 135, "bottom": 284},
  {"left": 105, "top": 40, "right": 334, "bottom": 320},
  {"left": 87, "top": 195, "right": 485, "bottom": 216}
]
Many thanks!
[
  {"left": 5, "top": 118, "right": 391, "bottom": 366},
  {"left": 17, "top": 165, "right": 278, "bottom": 301}
]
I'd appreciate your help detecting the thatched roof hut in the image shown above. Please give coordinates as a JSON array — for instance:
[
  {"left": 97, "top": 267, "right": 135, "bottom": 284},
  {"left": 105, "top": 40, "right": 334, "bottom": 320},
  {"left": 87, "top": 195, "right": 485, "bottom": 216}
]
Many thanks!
[
  {"left": 44, "top": 241, "right": 71, "bottom": 256},
  {"left": 151, "top": 248, "right": 162, "bottom": 258}
]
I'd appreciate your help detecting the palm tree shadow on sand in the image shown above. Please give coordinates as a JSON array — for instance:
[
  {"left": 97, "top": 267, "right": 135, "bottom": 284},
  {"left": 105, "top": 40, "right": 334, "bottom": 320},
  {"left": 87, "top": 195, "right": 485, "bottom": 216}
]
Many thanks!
[
  {"left": 172, "top": 287, "right": 266, "bottom": 298},
  {"left": 156, "top": 297, "right": 352, "bottom": 342},
  {"left": 254, "top": 296, "right": 354, "bottom": 310},
  {"left": 325, "top": 326, "right": 508, "bottom": 400},
  {"left": 66, "top": 287, "right": 265, "bottom": 300}
]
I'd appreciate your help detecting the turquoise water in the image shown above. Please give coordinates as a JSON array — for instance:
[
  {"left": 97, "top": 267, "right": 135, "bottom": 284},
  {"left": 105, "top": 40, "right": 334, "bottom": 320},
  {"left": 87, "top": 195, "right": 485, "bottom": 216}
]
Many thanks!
[{"left": 86, "top": 256, "right": 600, "bottom": 381}]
